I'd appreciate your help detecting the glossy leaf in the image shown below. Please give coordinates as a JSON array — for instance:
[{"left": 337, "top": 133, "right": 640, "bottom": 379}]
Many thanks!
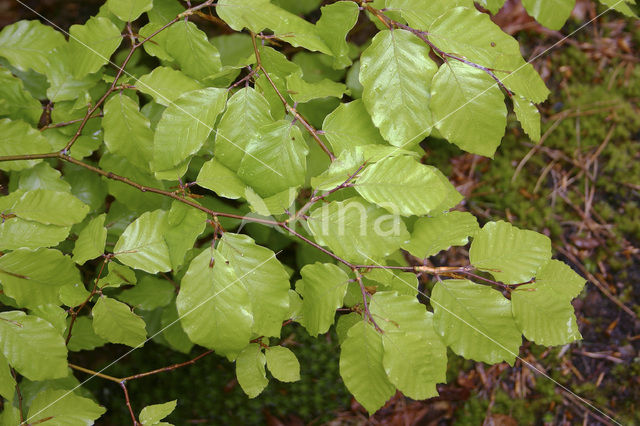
[
  {"left": 469, "top": 220, "right": 551, "bottom": 284},
  {"left": 236, "top": 343, "right": 269, "bottom": 398},
  {"left": 164, "top": 201, "right": 207, "bottom": 270},
  {"left": 26, "top": 388, "right": 106, "bottom": 425},
  {"left": 196, "top": 158, "right": 246, "bottom": 199},
  {"left": 431, "top": 279, "right": 522, "bottom": 365},
  {"left": 0, "top": 20, "right": 66, "bottom": 74},
  {"left": 0, "top": 352, "right": 15, "bottom": 401},
  {"left": 307, "top": 197, "right": 410, "bottom": 264},
  {"left": 139, "top": 400, "right": 177, "bottom": 425},
  {"left": 136, "top": 67, "right": 203, "bottom": 106},
  {"left": 116, "top": 276, "right": 174, "bottom": 311},
  {"left": 511, "top": 260, "right": 585, "bottom": 345},
  {"left": 68, "top": 17, "right": 122, "bottom": 78},
  {"left": 296, "top": 263, "right": 349, "bottom": 336},
  {"left": 402, "top": 211, "right": 479, "bottom": 258},
  {"left": 286, "top": 74, "right": 346, "bottom": 103},
  {"left": 176, "top": 249, "right": 253, "bottom": 357},
  {"left": 0, "top": 67, "right": 43, "bottom": 125},
  {"left": 218, "top": 233, "right": 291, "bottom": 337},
  {"left": 114, "top": 210, "right": 172, "bottom": 274},
  {"left": 315, "top": 1, "right": 360, "bottom": 68},
  {"left": 0, "top": 248, "right": 80, "bottom": 308},
  {"left": 0, "top": 119, "right": 51, "bottom": 172},
  {"left": 521, "top": 0, "right": 575, "bottom": 30},
  {"left": 385, "top": 0, "right": 473, "bottom": 29},
  {"left": 354, "top": 155, "right": 462, "bottom": 216},
  {"left": 322, "top": 100, "right": 386, "bottom": 155},
  {"left": 73, "top": 215, "right": 107, "bottom": 265},
  {"left": 265, "top": 346, "right": 300, "bottom": 382},
  {"left": 340, "top": 321, "right": 395, "bottom": 414},
  {"left": 164, "top": 21, "right": 222, "bottom": 80},
  {"left": 17, "top": 162, "right": 71, "bottom": 193},
  {"left": 0, "top": 311, "right": 68, "bottom": 380},
  {"left": 153, "top": 87, "right": 227, "bottom": 175},
  {"left": 12, "top": 189, "right": 89, "bottom": 226},
  {"left": 360, "top": 29, "right": 437, "bottom": 147},
  {"left": 107, "top": 0, "right": 153, "bottom": 22},
  {"left": 92, "top": 296, "right": 147, "bottom": 347},
  {"left": 67, "top": 316, "right": 107, "bottom": 352},
  {"left": 513, "top": 95, "right": 541, "bottom": 142}
]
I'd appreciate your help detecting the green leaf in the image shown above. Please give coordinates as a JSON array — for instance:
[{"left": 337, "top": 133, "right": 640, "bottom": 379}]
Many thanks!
[
  {"left": 335, "top": 312, "right": 361, "bottom": 344},
  {"left": 513, "top": 95, "right": 541, "bottom": 142},
  {"left": 237, "top": 121, "right": 308, "bottom": 197},
  {"left": 17, "top": 162, "right": 71, "bottom": 193},
  {"left": 214, "top": 87, "right": 273, "bottom": 171},
  {"left": 236, "top": 343, "right": 268, "bottom": 398},
  {"left": 136, "top": 67, "right": 203, "bottom": 106},
  {"left": 359, "top": 29, "right": 437, "bottom": 147},
  {"left": 12, "top": 189, "right": 89, "bottom": 227},
  {"left": 68, "top": 17, "right": 122, "bottom": 78},
  {"left": 107, "top": 0, "right": 153, "bottom": 22},
  {"left": 161, "top": 301, "right": 194, "bottom": 354},
  {"left": 114, "top": 210, "right": 172, "bottom": 274},
  {"left": 428, "top": 7, "right": 549, "bottom": 103},
  {"left": 0, "top": 20, "right": 66, "bottom": 74},
  {"left": 30, "top": 304, "right": 68, "bottom": 335},
  {"left": 0, "top": 352, "right": 16, "bottom": 401},
  {"left": 153, "top": 88, "right": 227, "bottom": 175},
  {"left": 0, "top": 248, "right": 80, "bottom": 308},
  {"left": 469, "top": 221, "right": 551, "bottom": 284},
  {"left": 101, "top": 262, "right": 137, "bottom": 288},
  {"left": 365, "top": 269, "right": 419, "bottom": 296},
  {"left": 599, "top": 0, "right": 637, "bottom": 16},
  {"left": 26, "top": 389, "right": 106, "bottom": 425},
  {"left": 0, "top": 67, "right": 43, "bottom": 125},
  {"left": 402, "top": 211, "right": 479, "bottom": 258},
  {"left": 285, "top": 74, "right": 346, "bottom": 103},
  {"left": 265, "top": 346, "right": 300, "bottom": 382},
  {"left": 164, "top": 21, "right": 222, "bottom": 80},
  {"left": 0, "top": 311, "right": 68, "bottom": 380},
  {"left": 370, "top": 291, "right": 447, "bottom": 399},
  {"left": 218, "top": 233, "right": 291, "bottom": 337},
  {"left": 176, "top": 249, "right": 253, "bottom": 357},
  {"left": 103, "top": 94, "right": 154, "bottom": 171},
  {"left": 431, "top": 279, "right": 522, "bottom": 365},
  {"left": 385, "top": 0, "right": 473, "bottom": 29},
  {"left": 139, "top": 400, "right": 177, "bottom": 425},
  {"left": 511, "top": 260, "right": 585, "bottom": 346},
  {"left": 196, "top": 159, "right": 247, "bottom": 199},
  {"left": 115, "top": 276, "right": 175, "bottom": 311},
  {"left": 354, "top": 155, "right": 462, "bottom": 216},
  {"left": 477, "top": 0, "right": 507, "bottom": 13},
  {"left": 59, "top": 282, "right": 90, "bottom": 308},
  {"left": 310, "top": 148, "right": 363, "bottom": 191},
  {"left": 73, "top": 214, "right": 107, "bottom": 265},
  {"left": 315, "top": 1, "right": 360, "bottom": 68},
  {"left": 67, "top": 316, "right": 107, "bottom": 352},
  {"left": 0, "top": 217, "right": 71, "bottom": 251},
  {"left": 322, "top": 100, "right": 386, "bottom": 155},
  {"left": 340, "top": 321, "right": 395, "bottom": 414},
  {"left": 245, "top": 186, "right": 297, "bottom": 216},
  {"left": 307, "top": 197, "right": 410, "bottom": 264},
  {"left": 296, "top": 263, "right": 349, "bottom": 336},
  {"left": 92, "top": 296, "right": 148, "bottom": 347},
  {"left": 521, "top": 0, "right": 575, "bottom": 30},
  {"left": 0, "top": 119, "right": 51, "bottom": 172},
  {"left": 164, "top": 201, "right": 206, "bottom": 270},
  {"left": 217, "top": 0, "right": 331, "bottom": 54},
  {"left": 430, "top": 61, "right": 507, "bottom": 157}
]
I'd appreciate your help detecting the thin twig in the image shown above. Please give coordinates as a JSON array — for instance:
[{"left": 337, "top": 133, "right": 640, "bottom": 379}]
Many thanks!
[
  {"left": 11, "top": 369, "right": 24, "bottom": 424},
  {"left": 120, "top": 381, "right": 139, "bottom": 425},
  {"left": 353, "top": 269, "right": 383, "bottom": 333}
]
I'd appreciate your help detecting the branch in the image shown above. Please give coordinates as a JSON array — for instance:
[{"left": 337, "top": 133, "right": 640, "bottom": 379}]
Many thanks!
[
  {"left": 353, "top": 269, "right": 384, "bottom": 333},
  {"left": 120, "top": 381, "right": 139, "bottom": 426},
  {"left": 250, "top": 32, "right": 336, "bottom": 161}
]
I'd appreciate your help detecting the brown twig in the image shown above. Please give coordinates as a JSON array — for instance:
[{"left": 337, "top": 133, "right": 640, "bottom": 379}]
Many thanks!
[
  {"left": 11, "top": 369, "right": 24, "bottom": 424},
  {"left": 353, "top": 269, "right": 383, "bottom": 333},
  {"left": 120, "top": 381, "right": 139, "bottom": 425}
]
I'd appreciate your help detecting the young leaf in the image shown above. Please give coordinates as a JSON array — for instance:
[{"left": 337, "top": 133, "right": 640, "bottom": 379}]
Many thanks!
[
  {"left": 521, "top": 0, "right": 575, "bottom": 30},
  {"left": 152, "top": 87, "right": 227, "bottom": 175},
  {"left": 354, "top": 155, "right": 463, "bottom": 216},
  {"left": 0, "top": 119, "right": 51, "bottom": 172},
  {"left": 0, "top": 67, "right": 43, "bottom": 125},
  {"left": 217, "top": 233, "right": 291, "bottom": 337},
  {"left": 164, "top": 201, "right": 207, "bottom": 270},
  {"left": 307, "top": 197, "right": 410, "bottom": 264},
  {"left": 139, "top": 400, "right": 177, "bottom": 425},
  {"left": 0, "top": 352, "right": 16, "bottom": 401},
  {"left": 67, "top": 316, "right": 108, "bottom": 352},
  {"left": 431, "top": 279, "right": 522, "bottom": 365},
  {"left": 236, "top": 343, "right": 269, "bottom": 398},
  {"left": 0, "top": 20, "right": 66, "bottom": 74},
  {"left": 322, "top": 100, "right": 386, "bottom": 155},
  {"left": 115, "top": 276, "right": 174, "bottom": 311},
  {"left": 114, "top": 210, "right": 172, "bottom": 274},
  {"left": 265, "top": 346, "right": 301, "bottom": 382},
  {"left": 107, "top": 0, "right": 153, "bottom": 22},
  {"left": 511, "top": 260, "right": 585, "bottom": 346},
  {"left": 68, "top": 17, "right": 122, "bottom": 78},
  {"left": 92, "top": 296, "right": 148, "bottom": 348},
  {"left": 30, "top": 304, "right": 68, "bottom": 335},
  {"left": 26, "top": 389, "right": 106, "bottom": 425},
  {"left": 0, "top": 311, "right": 68, "bottom": 381},
  {"left": 17, "top": 162, "right": 71, "bottom": 193},
  {"left": 385, "top": 0, "right": 474, "bottom": 29},
  {"left": 430, "top": 61, "right": 507, "bottom": 157},
  {"left": 285, "top": 74, "right": 346, "bottom": 103},
  {"left": 0, "top": 248, "right": 80, "bottom": 308},
  {"left": 359, "top": 29, "right": 438, "bottom": 147},
  {"left": 237, "top": 121, "right": 308, "bottom": 197},
  {"left": 402, "top": 211, "right": 479, "bottom": 259},
  {"left": 469, "top": 220, "right": 552, "bottom": 284},
  {"left": 513, "top": 95, "right": 541, "bottom": 142},
  {"left": 196, "top": 159, "right": 247, "bottom": 199},
  {"left": 136, "top": 67, "right": 203, "bottom": 106},
  {"left": 0, "top": 217, "right": 71, "bottom": 251},
  {"left": 296, "top": 262, "right": 349, "bottom": 336},
  {"left": 315, "top": 1, "right": 360, "bottom": 68},
  {"left": 101, "top": 262, "right": 137, "bottom": 288},
  {"left": 176, "top": 249, "right": 253, "bottom": 357},
  {"left": 340, "top": 321, "right": 395, "bottom": 414},
  {"left": 11, "top": 189, "right": 89, "bottom": 226},
  {"left": 103, "top": 94, "right": 155, "bottom": 171},
  {"left": 164, "top": 21, "right": 222, "bottom": 80},
  {"left": 214, "top": 87, "right": 273, "bottom": 171}
]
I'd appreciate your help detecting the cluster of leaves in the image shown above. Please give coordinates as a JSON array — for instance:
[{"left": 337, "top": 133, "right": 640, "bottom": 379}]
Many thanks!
[{"left": 1, "top": 0, "right": 632, "bottom": 423}]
